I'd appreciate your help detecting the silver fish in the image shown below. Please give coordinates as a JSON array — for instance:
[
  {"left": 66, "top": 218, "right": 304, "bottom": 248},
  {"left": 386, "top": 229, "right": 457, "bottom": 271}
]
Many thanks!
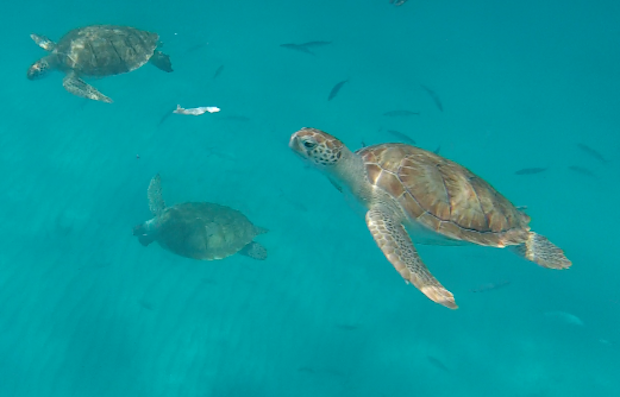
[{"left": 173, "top": 104, "right": 220, "bottom": 116}]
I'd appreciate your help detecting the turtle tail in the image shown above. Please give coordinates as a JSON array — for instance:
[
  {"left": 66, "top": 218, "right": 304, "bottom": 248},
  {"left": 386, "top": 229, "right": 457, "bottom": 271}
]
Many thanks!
[{"left": 510, "top": 232, "right": 572, "bottom": 269}]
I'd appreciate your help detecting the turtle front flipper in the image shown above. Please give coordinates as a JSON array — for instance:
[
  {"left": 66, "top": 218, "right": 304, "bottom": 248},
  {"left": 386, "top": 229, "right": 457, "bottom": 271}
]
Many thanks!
[
  {"left": 366, "top": 207, "right": 457, "bottom": 309},
  {"left": 239, "top": 241, "right": 267, "bottom": 260},
  {"left": 510, "top": 232, "right": 572, "bottom": 270},
  {"left": 147, "top": 174, "right": 166, "bottom": 216},
  {"left": 149, "top": 50, "right": 173, "bottom": 72},
  {"left": 30, "top": 33, "right": 56, "bottom": 51},
  {"left": 62, "top": 72, "right": 112, "bottom": 103}
]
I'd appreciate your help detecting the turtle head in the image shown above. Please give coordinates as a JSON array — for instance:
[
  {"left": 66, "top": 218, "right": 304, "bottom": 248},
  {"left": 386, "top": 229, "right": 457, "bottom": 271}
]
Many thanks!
[
  {"left": 27, "top": 58, "right": 51, "bottom": 80},
  {"left": 132, "top": 221, "right": 158, "bottom": 247},
  {"left": 289, "top": 127, "right": 346, "bottom": 169}
]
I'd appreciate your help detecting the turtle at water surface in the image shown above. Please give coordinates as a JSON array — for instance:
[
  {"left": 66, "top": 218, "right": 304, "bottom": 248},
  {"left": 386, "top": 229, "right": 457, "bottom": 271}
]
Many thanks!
[
  {"left": 133, "top": 174, "right": 267, "bottom": 261},
  {"left": 289, "top": 127, "right": 571, "bottom": 309},
  {"left": 27, "top": 25, "right": 173, "bottom": 103}
]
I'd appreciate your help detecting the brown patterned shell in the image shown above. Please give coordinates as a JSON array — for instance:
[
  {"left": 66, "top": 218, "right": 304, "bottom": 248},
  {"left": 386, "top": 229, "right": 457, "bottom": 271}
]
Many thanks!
[
  {"left": 156, "top": 202, "right": 261, "bottom": 260},
  {"left": 356, "top": 144, "right": 531, "bottom": 247},
  {"left": 55, "top": 25, "right": 159, "bottom": 77}
]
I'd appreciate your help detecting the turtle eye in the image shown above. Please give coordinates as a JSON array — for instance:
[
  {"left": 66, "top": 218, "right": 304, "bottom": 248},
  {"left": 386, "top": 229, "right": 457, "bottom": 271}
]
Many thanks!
[{"left": 303, "top": 140, "right": 317, "bottom": 149}]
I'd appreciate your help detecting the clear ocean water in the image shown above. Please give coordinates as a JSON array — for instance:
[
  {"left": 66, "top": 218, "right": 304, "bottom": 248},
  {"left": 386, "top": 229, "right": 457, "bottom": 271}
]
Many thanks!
[{"left": 1, "top": 0, "right": 619, "bottom": 396}]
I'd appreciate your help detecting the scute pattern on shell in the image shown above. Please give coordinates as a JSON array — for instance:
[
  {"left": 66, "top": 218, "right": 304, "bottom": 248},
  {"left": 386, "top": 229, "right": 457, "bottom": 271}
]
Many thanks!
[
  {"left": 157, "top": 202, "right": 260, "bottom": 260},
  {"left": 55, "top": 25, "right": 159, "bottom": 77},
  {"left": 357, "top": 144, "right": 531, "bottom": 247}
]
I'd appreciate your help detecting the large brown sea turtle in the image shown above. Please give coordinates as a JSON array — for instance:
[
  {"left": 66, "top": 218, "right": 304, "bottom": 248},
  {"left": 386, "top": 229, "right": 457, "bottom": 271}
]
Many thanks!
[
  {"left": 27, "top": 25, "right": 173, "bottom": 103},
  {"left": 133, "top": 174, "right": 267, "bottom": 261},
  {"left": 289, "top": 127, "right": 571, "bottom": 309}
]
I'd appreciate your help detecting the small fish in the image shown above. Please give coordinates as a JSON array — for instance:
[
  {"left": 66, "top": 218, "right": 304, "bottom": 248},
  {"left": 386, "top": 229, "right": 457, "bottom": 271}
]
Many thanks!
[
  {"left": 299, "top": 40, "right": 332, "bottom": 48},
  {"left": 138, "top": 299, "right": 154, "bottom": 311},
  {"left": 213, "top": 64, "right": 224, "bottom": 79},
  {"left": 568, "top": 165, "right": 595, "bottom": 177},
  {"left": 515, "top": 167, "right": 548, "bottom": 175},
  {"left": 158, "top": 105, "right": 177, "bottom": 126},
  {"left": 470, "top": 280, "right": 511, "bottom": 293},
  {"left": 390, "top": 0, "right": 408, "bottom": 5},
  {"left": 386, "top": 130, "right": 416, "bottom": 144},
  {"left": 185, "top": 43, "right": 207, "bottom": 54},
  {"left": 361, "top": 141, "right": 367, "bottom": 148},
  {"left": 544, "top": 311, "right": 584, "bottom": 326},
  {"left": 433, "top": 145, "right": 441, "bottom": 154},
  {"left": 279, "top": 43, "right": 315, "bottom": 55},
  {"left": 383, "top": 110, "right": 420, "bottom": 117},
  {"left": 328, "top": 79, "right": 348, "bottom": 101},
  {"left": 335, "top": 323, "right": 359, "bottom": 331},
  {"left": 173, "top": 104, "right": 220, "bottom": 116},
  {"left": 577, "top": 143, "right": 608, "bottom": 164},
  {"left": 426, "top": 356, "right": 450, "bottom": 373},
  {"left": 420, "top": 84, "right": 443, "bottom": 112}
]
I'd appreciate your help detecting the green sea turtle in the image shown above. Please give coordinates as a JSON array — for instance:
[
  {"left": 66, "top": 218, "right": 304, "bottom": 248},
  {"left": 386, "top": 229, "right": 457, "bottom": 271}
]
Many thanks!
[
  {"left": 27, "top": 25, "right": 173, "bottom": 103},
  {"left": 133, "top": 174, "right": 267, "bottom": 261},
  {"left": 289, "top": 127, "right": 571, "bottom": 309}
]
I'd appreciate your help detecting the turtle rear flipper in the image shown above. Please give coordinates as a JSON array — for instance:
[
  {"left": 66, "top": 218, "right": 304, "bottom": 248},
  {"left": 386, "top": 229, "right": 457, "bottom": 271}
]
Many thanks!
[
  {"left": 30, "top": 33, "right": 56, "bottom": 51},
  {"left": 63, "top": 72, "right": 112, "bottom": 103},
  {"left": 147, "top": 174, "right": 166, "bottom": 216},
  {"left": 150, "top": 50, "right": 173, "bottom": 72},
  {"left": 239, "top": 241, "right": 267, "bottom": 260}
]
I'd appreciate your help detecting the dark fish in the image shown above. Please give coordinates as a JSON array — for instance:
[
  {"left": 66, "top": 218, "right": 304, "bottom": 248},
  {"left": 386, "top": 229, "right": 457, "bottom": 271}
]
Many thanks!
[
  {"left": 335, "top": 323, "right": 360, "bottom": 331},
  {"left": 515, "top": 167, "right": 548, "bottom": 175},
  {"left": 568, "top": 165, "right": 595, "bottom": 177},
  {"left": 433, "top": 145, "right": 441, "bottom": 154},
  {"left": 470, "top": 280, "right": 511, "bottom": 293},
  {"left": 577, "top": 143, "right": 608, "bottom": 164},
  {"left": 279, "top": 43, "right": 315, "bottom": 55},
  {"left": 299, "top": 40, "right": 332, "bottom": 48},
  {"left": 328, "top": 79, "right": 348, "bottom": 101},
  {"left": 420, "top": 84, "right": 443, "bottom": 112},
  {"left": 213, "top": 64, "right": 224, "bottom": 79},
  {"left": 185, "top": 43, "right": 207, "bottom": 54},
  {"left": 386, "top": 130, "right": 416, "bottom": 144},
  {"left": 157, "top": 105, "right": 176, "bottom": 127},
  {"left": 361, "top": 141, "right": 367, "bottom": 147},
  {"left": 426, "top": 356, "right": 450, "bottom": 373},
  {"left": 383, "top": 110, "right": 420, "bottom": 117}
]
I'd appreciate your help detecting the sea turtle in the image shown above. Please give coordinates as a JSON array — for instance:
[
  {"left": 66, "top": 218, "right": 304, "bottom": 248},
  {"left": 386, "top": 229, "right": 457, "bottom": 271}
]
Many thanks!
[
  {"left": 289, "top": 127, "right": 571, "bottom": 309},
  {"left": 27, "top": 24, "right": 173, "bottom": 103},
  {"left": 133, "top": 174, "right": 267, "bottom": 261}
]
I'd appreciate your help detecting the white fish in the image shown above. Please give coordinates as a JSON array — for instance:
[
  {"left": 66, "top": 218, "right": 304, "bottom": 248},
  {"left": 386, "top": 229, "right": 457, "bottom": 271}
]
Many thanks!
[
  {"left": 544, "top": 311, "right": 584, "bottom": 326},
  {"left": 173, "top": 104, "right": 220, "bottom": 116}
]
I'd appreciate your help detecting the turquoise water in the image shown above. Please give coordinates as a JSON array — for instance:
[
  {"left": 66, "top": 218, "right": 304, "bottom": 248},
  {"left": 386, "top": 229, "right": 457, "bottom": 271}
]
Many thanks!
[{"left": 1, "top": 0, "right": 619, "bottom": 395}]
